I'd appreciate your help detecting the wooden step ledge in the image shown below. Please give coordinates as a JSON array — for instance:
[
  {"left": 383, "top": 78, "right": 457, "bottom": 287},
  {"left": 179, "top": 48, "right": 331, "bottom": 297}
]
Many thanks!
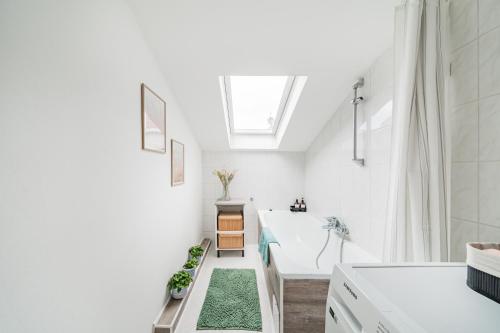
[{"left": 153, "top": 238, "right": 211, "bottom": 333}]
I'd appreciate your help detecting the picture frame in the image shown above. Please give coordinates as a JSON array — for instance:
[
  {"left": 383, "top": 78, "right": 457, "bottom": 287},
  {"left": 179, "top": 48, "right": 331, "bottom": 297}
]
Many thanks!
[
  {"left": 141, "top": 83, "right": 166, "bottom": 153},
  {"left": 171, "top": 139, "right": 185, "bottom": 186}
]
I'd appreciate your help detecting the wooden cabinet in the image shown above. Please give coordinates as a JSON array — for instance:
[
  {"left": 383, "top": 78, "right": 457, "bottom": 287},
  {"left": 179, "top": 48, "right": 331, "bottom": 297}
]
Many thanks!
[{"left": 215, "top": 200, "right": 245, "bottom": 257}]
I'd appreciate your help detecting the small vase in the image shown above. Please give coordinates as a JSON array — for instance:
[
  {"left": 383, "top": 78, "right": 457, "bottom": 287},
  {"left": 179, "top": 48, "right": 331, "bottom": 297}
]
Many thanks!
[{"left": 218, "top": 184, "right": 231, "bottom": 201}]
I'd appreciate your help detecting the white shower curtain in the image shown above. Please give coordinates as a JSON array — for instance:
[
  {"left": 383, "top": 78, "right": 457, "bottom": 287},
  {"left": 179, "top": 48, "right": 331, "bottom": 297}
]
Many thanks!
[{"left": 384, "top": 0, "right": 449, "bottom": 262}]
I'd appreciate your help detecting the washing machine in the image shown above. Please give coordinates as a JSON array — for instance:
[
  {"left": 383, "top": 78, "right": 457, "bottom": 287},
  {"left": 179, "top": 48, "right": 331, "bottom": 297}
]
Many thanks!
[{"left": 325, "top": 263, "right": 500, "bottom": 333}]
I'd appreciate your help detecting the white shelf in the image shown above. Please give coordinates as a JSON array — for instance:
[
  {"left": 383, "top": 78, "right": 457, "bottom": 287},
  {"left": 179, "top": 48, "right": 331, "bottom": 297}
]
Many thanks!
[{"left": 214, "top": 199, "right": 246, "bottom": 206}]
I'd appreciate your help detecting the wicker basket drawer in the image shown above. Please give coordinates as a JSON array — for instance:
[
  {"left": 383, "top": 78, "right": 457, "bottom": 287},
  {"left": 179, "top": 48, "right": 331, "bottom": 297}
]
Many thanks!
[
  {"left": 218, "top": 213, "right": 243, "bottom": 231},
  {"left": 218, "top": 233, "right": 244, "bottom": 249}
]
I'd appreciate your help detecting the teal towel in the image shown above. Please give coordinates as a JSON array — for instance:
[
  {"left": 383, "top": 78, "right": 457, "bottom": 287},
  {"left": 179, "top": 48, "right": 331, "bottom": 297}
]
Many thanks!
[{"left": 258, "top": 228, "right": 279, "bottom": 265}]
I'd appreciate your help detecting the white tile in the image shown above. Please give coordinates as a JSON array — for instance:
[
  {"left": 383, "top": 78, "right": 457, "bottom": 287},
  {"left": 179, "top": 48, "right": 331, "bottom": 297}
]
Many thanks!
[
  {"left": 450, "top": 219, "right": 478, "bottom": 261},
  {"left": 203, "top": 214, "right": 215, "bottom": 232},
  {"left": 202, "top": 230, "right": 214, "bottom": 240},
  {"left": 176, "top": 245, "right": 274, "bottom": 333},
  {"left": 203, "top": 167, "right": 218, "bottom": 184},
  {"left": 369, "top": 127, "right": 392, "bottom": 166},
  {"left": 479, "top": 94, "right": 500, "bottom": 160},
  {"left": 370, "top": 48, "right": 394, "bottom": 94},
  {"left": 203, "top": 199, "right": 216, "bottom": 216},
  {"left": 479, "top": 27, "right": 500, "bottom": 98},
  {"left": 369, "top": 164, "right": 390, "bottom": 260},
  {"left": 339, "top": 166, "right": 370, "bottom": 246},
  {"left": 478, "top": 224, "right": 500, "bottom": 243},
  {"left": 451, "top": 162, "right": 478, "bottom": 221},
  {"left": 449, "top": 0, "right": 478, "bottom": 51},
  {"left": 450, "top": 42, "right": 478, "bottom": 106},
  {"left": 367, "top": 94, "right": 393, "bottom": 131},
  {"left": 340, "top": 97, "right": 354, "bottom": 130},
  {"left": 244, "top": 201, "right": 257, "bottom": 216},
  {"left": 202, "top": 151, "right": 212, "bottom": 167},
  {"left": 208, "top": 152, "right": 231, "bottom": 168},
  {"left": 203, "top": 183, "right": 216, "bottom": 201},
  {"left": 479, "top": 0, "right": 500, "bottom": 35},
  {"left": 479, "top": 161, "right": 500, "bottom": 227},
  {"left": 478, "top": 223, "right": 500, "bottom": 242},
  {"left": 338, "top": 133, "right": 354, "bottom": 168},
  {"left": 451, "top": 102, "right": 478, "bottom": 162}
]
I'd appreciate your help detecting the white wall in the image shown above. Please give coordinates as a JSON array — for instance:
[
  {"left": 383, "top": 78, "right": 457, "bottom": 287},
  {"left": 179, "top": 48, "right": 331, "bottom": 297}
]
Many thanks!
[
  {"left": 0, "top": 1, "right": 202, "bottom": 332},
  {"left": 448, "top": 0, "right": 500, "bottom": 261},
  {"left": 304, "top": 49, "right": 394, "bottom": 260},
  {"left": 202, "top": 152, "right": 305, "bottom": 244}
]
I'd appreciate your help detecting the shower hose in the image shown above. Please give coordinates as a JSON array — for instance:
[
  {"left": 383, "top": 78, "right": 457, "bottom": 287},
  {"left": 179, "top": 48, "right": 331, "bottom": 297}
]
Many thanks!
[{"left": 315, "top": 230, "right": 346, "bottom": 269}]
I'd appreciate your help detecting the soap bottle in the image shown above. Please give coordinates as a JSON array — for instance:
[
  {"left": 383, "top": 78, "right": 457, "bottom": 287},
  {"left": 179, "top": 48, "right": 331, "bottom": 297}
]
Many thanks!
[
  {"left": 294, "top": 199, "right": 300, "bottom": 210},
  {"left": 300, "top": 198, "right": 306, "bottom": 211}
]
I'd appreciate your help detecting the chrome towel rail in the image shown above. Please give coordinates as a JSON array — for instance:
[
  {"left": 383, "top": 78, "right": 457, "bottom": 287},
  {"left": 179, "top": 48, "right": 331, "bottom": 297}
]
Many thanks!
[{"left": 351, "top": 78, "right": 365, "bottom": 166}]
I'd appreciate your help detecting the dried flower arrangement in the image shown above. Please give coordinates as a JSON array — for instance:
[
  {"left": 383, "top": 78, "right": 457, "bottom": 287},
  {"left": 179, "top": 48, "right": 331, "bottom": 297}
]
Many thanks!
[{"left": 213, "top": 169, "right": 236, "bottom": 201}]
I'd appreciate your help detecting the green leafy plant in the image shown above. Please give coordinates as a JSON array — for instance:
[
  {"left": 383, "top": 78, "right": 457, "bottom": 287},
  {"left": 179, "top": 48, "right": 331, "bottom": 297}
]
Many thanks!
[
  {"left": 183, "top": 258, "right": 199, "bottom": 269},
  {"left": 189, "top": 245, "right": 204, "bottom": 258},
  {"left": 168, "top": 270, "right": 192, "bottom": 292}
]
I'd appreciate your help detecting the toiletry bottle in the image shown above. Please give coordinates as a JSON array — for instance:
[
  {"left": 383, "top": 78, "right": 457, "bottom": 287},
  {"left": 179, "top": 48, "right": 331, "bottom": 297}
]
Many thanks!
[
  {"left": 300, "top": 198, "right": 306, "bottom": 211},
  {"left": 294, "top": 199, "right": 300, "bottom": 209}
]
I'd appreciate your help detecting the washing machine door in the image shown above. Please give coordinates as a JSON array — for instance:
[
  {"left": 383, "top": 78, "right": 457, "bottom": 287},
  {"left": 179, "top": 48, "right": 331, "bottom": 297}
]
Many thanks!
[{"left": 325, "top": 296, "right": 362, "bottom": 333}]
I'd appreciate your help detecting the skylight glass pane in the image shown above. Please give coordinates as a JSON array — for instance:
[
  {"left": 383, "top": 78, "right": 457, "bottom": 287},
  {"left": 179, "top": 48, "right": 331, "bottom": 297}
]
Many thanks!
[{"left": 230, "top": 76, "right": 289, "bottom": 131}]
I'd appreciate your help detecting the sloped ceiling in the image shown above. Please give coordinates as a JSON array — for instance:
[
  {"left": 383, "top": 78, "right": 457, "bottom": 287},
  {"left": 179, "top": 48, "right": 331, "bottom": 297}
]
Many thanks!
[{"left": 127, "top": 0, "right": 397, "bottom": 151}]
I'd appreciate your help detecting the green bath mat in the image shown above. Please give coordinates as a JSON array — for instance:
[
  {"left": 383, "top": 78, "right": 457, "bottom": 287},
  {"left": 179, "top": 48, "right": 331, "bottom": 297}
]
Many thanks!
[{"left": 197, "top": 268, "right": 262, "bottom": 331}]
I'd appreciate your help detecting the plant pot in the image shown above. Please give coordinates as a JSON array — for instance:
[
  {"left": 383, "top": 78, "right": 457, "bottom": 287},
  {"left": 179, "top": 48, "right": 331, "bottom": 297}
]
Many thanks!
[
  {"left": 184, "top": 267, "right": 196, "bottom": 277},
  {"left": 188, "top": 254, "right": 202, "bottom": 262},
  {"left": 171, "top": 287, "right": 188, "bottom": 300}
]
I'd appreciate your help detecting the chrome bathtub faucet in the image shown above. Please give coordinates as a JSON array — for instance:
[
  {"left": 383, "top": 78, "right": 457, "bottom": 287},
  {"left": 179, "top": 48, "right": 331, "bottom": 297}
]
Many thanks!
[{"left": 322, "top": 216, "right": 349, "bottom": 236}]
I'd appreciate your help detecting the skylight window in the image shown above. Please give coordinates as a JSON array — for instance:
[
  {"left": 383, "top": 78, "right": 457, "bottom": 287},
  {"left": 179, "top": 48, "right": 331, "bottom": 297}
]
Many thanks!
[
  {"left": 218, "top": 75, "right": 307, "bottom": 149},
  {"left": 222, "top": 76, "right": 295, "bottom": 134}
]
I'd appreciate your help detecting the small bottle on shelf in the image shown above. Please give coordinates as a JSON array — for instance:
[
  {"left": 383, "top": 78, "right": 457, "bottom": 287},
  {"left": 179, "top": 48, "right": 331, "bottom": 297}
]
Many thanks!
[
  {"left": 294, "top": 199, "right": 300, "bottom": 210},
  {"left": 300, "top": 198, "right": 306, "bottom": 211}
]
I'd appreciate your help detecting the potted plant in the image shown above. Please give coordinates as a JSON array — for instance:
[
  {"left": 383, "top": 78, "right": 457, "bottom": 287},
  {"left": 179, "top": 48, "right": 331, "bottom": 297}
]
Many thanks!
[
  {"left": 183, "top": 258, "right": 199, "bottom": 277},
  {"left": 168, "top": 270, "right": 192, "bottom": 299},
  {"left": 189, "top": 245, "right": 204, "bottom": 261},
  {"left": 213, "top": 169, "right": 236, "bottom": 201}
]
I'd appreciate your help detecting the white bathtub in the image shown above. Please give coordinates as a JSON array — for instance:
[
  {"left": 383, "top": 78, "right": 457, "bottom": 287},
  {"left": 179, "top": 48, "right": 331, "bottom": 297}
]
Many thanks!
[{"left": 258, "top": 210, "right": 378, "bottom": 279}]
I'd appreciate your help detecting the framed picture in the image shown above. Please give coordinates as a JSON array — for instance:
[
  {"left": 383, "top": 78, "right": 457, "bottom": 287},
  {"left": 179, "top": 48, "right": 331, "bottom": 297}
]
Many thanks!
[
  {"left": 141, "top": 83, "right": 166, "bottom": 153},
  {"left": 171, "top": 139, "right": 185, "bottom": 186}
]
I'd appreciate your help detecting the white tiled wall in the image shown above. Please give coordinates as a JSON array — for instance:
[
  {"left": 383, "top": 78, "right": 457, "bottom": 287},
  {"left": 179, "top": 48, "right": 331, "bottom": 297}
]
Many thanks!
[
  {"left": 202, "top": 151, "right": 305, "bottom": 244},
  {"left": 304, "top": 48, "right": 394, "bottom": 260},
  {"left": 449, "top": 0, "right": 500, "bottom": 261}
]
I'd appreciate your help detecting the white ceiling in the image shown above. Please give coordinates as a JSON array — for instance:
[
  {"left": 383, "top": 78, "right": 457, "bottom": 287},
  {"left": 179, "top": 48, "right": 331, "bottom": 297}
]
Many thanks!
[{"left": 127, "top": 0, "right": 397, "bottom": 151}]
